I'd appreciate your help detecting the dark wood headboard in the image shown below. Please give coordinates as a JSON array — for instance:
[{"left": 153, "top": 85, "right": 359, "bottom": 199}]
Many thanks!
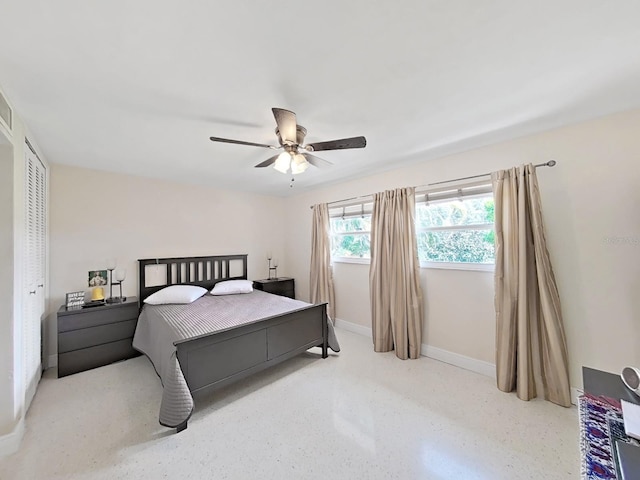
[{"left": 138, "top": 254, "right": 248, "bottom": 303}]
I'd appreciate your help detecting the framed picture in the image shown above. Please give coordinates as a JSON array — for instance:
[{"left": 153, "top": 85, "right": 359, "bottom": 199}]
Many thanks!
[
  {"left": 65, "top": 291, "right": 85, "bottom": 309},
  {"left": 88, "top": 270, "right": 108, "bottom": 287}
]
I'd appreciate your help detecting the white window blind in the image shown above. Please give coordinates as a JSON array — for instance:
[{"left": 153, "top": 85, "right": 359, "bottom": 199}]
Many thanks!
[{"left": 416, "top": 180, "right": 493, "bottom": 205}]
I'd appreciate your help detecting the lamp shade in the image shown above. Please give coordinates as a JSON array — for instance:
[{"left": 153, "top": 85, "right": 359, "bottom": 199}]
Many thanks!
[
  {"left": 273, "top": 152, "right": 291, "bottom": 173},
  {"left": 291, "top": 153, "right": 309, "bottom": 174},
  {"left": 115, "top": 269, "right": 127, "bottom": 282}
]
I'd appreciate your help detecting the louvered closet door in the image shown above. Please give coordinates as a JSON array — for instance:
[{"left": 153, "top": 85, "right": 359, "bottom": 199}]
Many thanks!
[{"left": 24, "top": 141, "right": 46, "bottom": 399}]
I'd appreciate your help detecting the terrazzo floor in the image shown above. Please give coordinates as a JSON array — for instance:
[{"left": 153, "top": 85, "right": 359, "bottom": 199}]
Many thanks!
[{"left": 0, "top": 328, "right": 579, "bottom": 479}]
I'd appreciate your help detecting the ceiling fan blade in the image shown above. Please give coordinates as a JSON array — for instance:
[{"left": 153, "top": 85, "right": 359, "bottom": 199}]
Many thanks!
[
  {"left": 272, "top": 108, "right": 297, "bottom": 144},
  {"left": 254, "top": 154, "right": 281, "bottom": 168},
  {"left": 302, "top": 153, "right": 333, "bottom": 168},
  {"left": 210, "top": 136, "right": 278, "bottom": 149},
  {"left": 306, "top": 136, "right": 366, "bottom": 152}
]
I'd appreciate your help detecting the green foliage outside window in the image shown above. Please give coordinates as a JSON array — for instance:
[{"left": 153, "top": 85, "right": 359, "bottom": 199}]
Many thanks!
[
  {"left": 331, "top": 233, "right": 371, "bottom": 258},
  {"left": 417, "top": 197, "right": 495, "bottom": 263},
  {"left": 417, "top": 229, "right": 494, "bottom": 263},
  {"left": 330, "top": 195, "right": 495, "bottom": 264},
  {"left": 330, "top": 216, "right": 371, "bottom": 258},
  {"left": 330, "top": 217, "right": 371, "bottom": 233}
]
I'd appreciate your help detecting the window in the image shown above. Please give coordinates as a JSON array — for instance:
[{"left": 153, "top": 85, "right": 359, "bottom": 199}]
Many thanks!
[
  {"left": 416, "top": 190, "right": 495, "bottom": 268},
  {"left": 330, "top": 203, "right": 372, "bottom": 262},
  {"left": 329, "top": 183, "right": 495, "bottom": 269}
]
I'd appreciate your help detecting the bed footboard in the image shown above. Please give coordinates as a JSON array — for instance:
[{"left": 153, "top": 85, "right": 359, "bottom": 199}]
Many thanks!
[{"left": 175, "top": 303, "right": 328, "bottom": 399}]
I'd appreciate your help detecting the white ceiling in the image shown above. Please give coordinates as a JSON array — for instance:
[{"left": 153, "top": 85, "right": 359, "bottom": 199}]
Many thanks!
[{"left": 1, "top": 1, "right": 640, "bottom": 196}]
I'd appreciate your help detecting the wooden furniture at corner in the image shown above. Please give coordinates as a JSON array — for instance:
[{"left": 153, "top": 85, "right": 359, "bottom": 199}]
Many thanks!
[
  {"left": 252, "top": 277, "right": 295, "bottom": 299},
  {"left": 583, "top": 367, "right": 640, "bottom": 404},
  {"left": 57, "top": 297, "right": 140, "bottom": 377},
  {"left": 582, "top": 366, "right": 640, "bottom": 478}
]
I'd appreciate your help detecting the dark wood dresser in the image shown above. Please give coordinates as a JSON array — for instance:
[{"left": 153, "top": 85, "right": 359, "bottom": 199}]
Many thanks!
[
  {"left": 57, "top": 297, "right": 140, "bottom": 377},
  {"left": 253, "top": 278, "right": 295, "bottom": 299}
]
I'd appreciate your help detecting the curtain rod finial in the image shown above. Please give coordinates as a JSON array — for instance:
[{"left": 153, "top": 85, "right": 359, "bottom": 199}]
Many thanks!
[{"left": 547, "top": 160, "right": 557, "bottom": 167}]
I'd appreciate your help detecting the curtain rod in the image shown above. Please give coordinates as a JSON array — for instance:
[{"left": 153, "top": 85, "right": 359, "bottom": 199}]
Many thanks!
[
  {"left": 425, "top": 160, "right": 556, "bottom": 186},
  {"left": 311, "top": 160, "right": 557, "bottom": 209}
]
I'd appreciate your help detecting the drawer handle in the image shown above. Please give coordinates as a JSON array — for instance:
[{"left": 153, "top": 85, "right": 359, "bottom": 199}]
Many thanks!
[{"left": 29, "top": 290, "right": 36, "bottom": 295}]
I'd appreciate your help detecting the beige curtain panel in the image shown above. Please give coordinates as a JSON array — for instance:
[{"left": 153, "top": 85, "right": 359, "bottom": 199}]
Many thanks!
[
  {"left": 492, "top": 164, "right": 571, "bottom": 407},
  {"left": 369, "top": 187, "right": 423, "bottom": 360},
  {"left": 310, "top": 203, "right": 336, "bottom": 322}
]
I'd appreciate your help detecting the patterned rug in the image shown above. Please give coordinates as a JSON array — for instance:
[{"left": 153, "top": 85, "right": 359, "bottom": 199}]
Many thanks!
[{"left": 578, "top": 393, "right": 639, "bottom": 479}]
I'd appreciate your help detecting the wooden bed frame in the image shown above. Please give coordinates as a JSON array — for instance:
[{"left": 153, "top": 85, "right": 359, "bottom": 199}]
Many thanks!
[{"left": 138, "top": 254, "right": 328, "bottom": 432}]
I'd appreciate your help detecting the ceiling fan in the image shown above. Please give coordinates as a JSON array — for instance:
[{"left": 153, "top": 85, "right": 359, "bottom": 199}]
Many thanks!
[{"left": 209, "top": 108, "right": 366, "bottom": 175}]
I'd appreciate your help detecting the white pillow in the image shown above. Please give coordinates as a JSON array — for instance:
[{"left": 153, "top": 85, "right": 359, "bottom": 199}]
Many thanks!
[
  {"left": 210, "top": 279, "right": 253, "bottom": 296},
  {"left": 144, "top": 285, "right": 207, "bottom": 305}
]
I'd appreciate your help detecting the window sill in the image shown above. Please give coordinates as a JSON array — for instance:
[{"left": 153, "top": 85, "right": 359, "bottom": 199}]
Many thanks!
[
  {"left": 332, "top": 257, "right": 370, "bottom": 265},
  {"left": 332, "top": 258, "right": 494, "bottom": 272},
  {"left": 420, "top": 261, "right": 494, "bottom": 272}
]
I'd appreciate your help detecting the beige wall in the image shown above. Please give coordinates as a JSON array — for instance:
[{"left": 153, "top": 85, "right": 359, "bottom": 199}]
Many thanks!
[
  {"left": 46, "top": 164, "right": 287, "bottom": 362},
  {"left": 285, "top": 108, "right": 640, "bottom": 390},
  {"left": 330, "top": 263, "right": 496, "bottom": 363}
]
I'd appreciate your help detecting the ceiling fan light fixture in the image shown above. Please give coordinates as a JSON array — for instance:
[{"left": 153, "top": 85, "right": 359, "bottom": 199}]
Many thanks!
[
  {"left": 273, "top": 152, "right": 291, "bottom": 173},
  {"left": 209, "top": 107, "right": 367, "bottom": 176},
  {"left": 291, "top": 153, "right": 309, "bottom": 175}
]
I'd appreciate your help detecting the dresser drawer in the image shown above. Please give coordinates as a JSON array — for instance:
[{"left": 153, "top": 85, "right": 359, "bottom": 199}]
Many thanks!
[
  {"left": 58, "top": 302, "right": 138, "bottom": 332},
  {"left": 57, "top": 297, "right": 140, "bottom": 378},
  {"left": 58, "top": 319, "right": 137, "bottom": 353},
  {"left": 58, "top": 338, "right": 139, "bottom": 378}
]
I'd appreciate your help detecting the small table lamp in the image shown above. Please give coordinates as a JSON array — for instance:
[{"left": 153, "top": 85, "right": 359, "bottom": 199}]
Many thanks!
[
  {"left": 267, "top": 253, "right": 278, "bottom": 280},
  {"left": 106, "top": 258, "right": 117, "bottom": 304},
  {"left": 112, "top": 268, "right": 127, "bottom": 303}
]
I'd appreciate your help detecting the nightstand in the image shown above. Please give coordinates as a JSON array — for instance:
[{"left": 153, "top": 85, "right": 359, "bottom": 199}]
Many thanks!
[
  {"left": 57, "top": 297, "right": 140, "bottom": 377},
  {"left": 253, "top": 278, "right": 295, "bottom": 299}
]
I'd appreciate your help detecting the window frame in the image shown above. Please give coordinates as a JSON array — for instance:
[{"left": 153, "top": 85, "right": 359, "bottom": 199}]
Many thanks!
[
  {"left": 415, "top": 187, "right": 495, "bottom": 271},
  {"left": 328, "top": 182, "right": 496, "bottom": 271},
  {"left": 329, "top": 201, "right": 373, "bottom": 263}
]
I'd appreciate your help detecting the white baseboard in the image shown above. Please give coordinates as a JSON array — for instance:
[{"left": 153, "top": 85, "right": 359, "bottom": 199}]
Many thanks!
[
  {"left": 0, "top": 417, "right": 24, "bottom": 457},
  {"left": 422, "top": 344, "right": 496, "bottom": 379},
  {"left": 335, "top": 318, "right": 372, "bottom": 338},
  {"left": 335, "top": 318, "right": 495, "bottom": 378},
  {"left": 47, "top": 354, "right": 57, "bottom": 369}
]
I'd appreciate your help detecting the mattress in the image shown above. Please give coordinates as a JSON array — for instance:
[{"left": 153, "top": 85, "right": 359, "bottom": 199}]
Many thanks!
[{"left": 133, "top": 289, "right": 339, "bottom": 428}]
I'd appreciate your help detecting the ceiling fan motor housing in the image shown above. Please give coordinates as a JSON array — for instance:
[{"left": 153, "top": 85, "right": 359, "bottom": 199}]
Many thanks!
[{"left": 275, "top": 125, "right": 307, "bottom": 146}]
